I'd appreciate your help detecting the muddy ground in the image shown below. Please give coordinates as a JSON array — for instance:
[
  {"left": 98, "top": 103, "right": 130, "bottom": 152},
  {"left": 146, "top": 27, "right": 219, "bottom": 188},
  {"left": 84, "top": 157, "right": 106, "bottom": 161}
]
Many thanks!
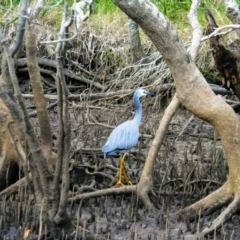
[{"left": 2, "top": 81, "right": 240, "bottom": 239}]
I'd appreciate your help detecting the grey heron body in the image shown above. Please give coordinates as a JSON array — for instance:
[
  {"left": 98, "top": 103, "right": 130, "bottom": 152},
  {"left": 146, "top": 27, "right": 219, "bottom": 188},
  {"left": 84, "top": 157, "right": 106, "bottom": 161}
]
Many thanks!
[{"left": 102, "top": 87, "right": 155, "bottom": 186}]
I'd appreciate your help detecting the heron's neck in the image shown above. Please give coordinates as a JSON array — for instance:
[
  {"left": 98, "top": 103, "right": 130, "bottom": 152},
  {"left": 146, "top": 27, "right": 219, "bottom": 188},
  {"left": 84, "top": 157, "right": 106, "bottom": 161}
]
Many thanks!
[{"left": 133, "top": 96, "right": 142, "bottom": 125}]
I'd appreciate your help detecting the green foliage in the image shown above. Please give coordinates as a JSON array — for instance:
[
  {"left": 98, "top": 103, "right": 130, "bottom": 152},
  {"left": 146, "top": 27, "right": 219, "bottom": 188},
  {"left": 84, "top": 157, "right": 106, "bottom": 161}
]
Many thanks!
[
  {"left": 146, "top": 0, "right": 228, "bottom": 39},
  {"left": 89, "top": 0, "right": 125, "bottom": 32},
  {"left": 94, "top": 0, "right": 117, "bottom": 14},
  {"left": 0, "top": 0, "right": 236, "bottom": 39},
  {"left": 1, "top": 0, "right": 20, "bottom": 7},
  {"left": 153, "top": 0, "right": 191, "bottom": 18}
]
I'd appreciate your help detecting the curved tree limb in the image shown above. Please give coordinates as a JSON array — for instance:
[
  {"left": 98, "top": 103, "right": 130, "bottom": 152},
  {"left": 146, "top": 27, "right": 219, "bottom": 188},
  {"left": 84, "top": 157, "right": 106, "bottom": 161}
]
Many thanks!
[
  {"left": 137, "top": 94, "right": 180, "bottom": 209},
  {"left": 200, "top": 194, "right": 240, "bottom": 237},
  {"left": 171, "top": 180, "right": 234, "bottom": 221},
  {"left": 136, "top": 0, "right": 202, "bottom": 210}
]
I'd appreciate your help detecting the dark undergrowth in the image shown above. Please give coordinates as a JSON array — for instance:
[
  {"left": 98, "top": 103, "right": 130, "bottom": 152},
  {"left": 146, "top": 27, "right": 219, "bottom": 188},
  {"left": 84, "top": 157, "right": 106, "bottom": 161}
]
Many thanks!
[{"left": 1, "top": 18, "right": 240, "bottom": 239}]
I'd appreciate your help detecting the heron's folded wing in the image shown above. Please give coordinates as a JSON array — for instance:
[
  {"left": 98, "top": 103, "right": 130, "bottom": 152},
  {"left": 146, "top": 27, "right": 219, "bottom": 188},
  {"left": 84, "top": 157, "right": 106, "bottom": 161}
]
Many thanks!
[{"left": 102, "top": 120, "right": 139, "bottom": 154}]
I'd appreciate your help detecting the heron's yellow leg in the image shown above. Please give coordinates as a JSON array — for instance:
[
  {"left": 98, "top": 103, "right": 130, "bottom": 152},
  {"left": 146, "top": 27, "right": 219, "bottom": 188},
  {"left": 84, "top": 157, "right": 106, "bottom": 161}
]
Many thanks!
[
  {"left": 122, "top": 163, "right": 132, "bottom": 185},
  {"left": 116, "top": 154, "right": 125, "bottom": 186},
  {"left": 116, "top": 153, "right": 132, "bottom": 186}
]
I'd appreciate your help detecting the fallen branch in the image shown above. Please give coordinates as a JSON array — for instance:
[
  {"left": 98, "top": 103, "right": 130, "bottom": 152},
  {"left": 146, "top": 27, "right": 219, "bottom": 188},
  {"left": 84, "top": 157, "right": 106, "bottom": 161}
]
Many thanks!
[
  {"left": 201, "top": 24, "right": 240, "bottom": 42},
  {"left": 17, "top": 57, "right": 105, "bottom": 90},
  {"left": 0, "top": 176, "right": 28, "bottom": 198},
  {"left": 21, "top": 84, "right": 233, "bottom": 101},
  {"left": 22, "top": 89, "right": 132, "bottom": 100},
  {"left": 68, "top": 185, "right": 136, "bottom": 202}
]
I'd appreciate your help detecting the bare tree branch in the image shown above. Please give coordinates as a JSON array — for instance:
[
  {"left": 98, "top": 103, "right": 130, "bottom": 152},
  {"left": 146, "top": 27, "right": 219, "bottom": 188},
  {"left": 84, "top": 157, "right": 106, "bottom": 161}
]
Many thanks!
[
  {"left": 224, "top": 0, "right": 240, "bottom": 38},
  {"left": 200, "top": 195, "right": 240, "bottom": 237},
  {"left": 188, "top": 0, "right": 202, "bottom": 62},
  {"left": 9, "top": 0, "right": 28, "bottom": 57},
  {"left": 40, "top": 0, "right": 93, "bottom": 44},
  {"left": 51, "top": 1, "right": 72, "bottom": 225},
  {"left": 68, "top": 185, "right": 136, "bottom": 202},
  {"left": 73, "top": 0, "right": 93, "bottom": 29},
  {"left": 201, "top": 24, "right": 240, "bottom": 41},
  {"left": 29, "top": 0, "right": 45, "bottom": 19}
]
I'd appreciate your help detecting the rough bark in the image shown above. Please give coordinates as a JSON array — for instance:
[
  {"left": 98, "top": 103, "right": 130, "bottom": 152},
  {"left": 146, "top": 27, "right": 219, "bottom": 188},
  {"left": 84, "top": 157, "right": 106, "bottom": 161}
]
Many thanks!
[
  {"left": 25, "top": 26, "right": 53, "bottom": 165},
  {"left": 128, "top": 18, "right": 144, "bottom": 62}
]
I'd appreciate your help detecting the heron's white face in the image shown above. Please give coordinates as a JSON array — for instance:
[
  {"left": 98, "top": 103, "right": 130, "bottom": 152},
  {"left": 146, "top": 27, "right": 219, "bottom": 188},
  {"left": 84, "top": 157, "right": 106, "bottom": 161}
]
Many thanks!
[
  {"left": 137, "top": 88, "right": 147, "bottom": 97},
  {"left": 134, "top": 87, "right": 155, "bottom": 99}
]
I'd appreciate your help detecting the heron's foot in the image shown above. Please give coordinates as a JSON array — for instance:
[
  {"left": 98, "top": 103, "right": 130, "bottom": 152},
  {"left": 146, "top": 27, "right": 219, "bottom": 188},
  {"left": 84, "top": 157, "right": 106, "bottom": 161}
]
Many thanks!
[
  {"left": 116, "top": 180, "right": 125, "bottom": 186},
  {"left": 116, "top": 179, "right": 132, "bottom": 186},
  {"left": 116, "top": 170, "right": 132, "bottom": 186},
  {"left": 116, "top": 154, "right": 132, "bottom": 186}
]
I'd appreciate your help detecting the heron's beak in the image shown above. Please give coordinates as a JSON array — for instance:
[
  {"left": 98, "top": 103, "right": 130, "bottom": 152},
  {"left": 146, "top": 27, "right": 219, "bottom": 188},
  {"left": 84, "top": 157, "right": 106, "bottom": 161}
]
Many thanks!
[{"left": 145, "top": 91, "right": 156, "bottom": 97}]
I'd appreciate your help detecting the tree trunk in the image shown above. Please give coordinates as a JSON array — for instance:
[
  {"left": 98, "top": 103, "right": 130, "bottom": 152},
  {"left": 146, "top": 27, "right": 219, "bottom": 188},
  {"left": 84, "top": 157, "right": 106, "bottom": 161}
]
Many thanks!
[
  {"left": 25, "top": 26, "right": 53, "bottom": 164},
  {"left": 128, "top": 18, "right": 144, "bottom": 62}
]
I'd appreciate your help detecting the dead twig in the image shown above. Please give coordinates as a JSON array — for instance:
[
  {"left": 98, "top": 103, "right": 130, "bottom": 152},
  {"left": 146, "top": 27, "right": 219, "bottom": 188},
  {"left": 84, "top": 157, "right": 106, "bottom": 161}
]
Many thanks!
[
  {"left": 21, "top": 84, "right": 233, "bottom": 101},
  {"left": 0, "top": 175, "right": 28, "bottom": 198},
  {"left": 68, "top": 185, "right": 136, "bottom": 202},
  {"left": 17, "top": 58, "right": 105, "bottom": 90}
]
